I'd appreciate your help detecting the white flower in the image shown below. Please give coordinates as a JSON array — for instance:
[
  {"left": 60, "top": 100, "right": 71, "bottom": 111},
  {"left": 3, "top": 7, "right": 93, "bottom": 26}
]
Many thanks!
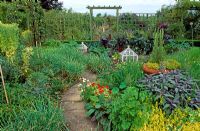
[{"left": 78, "top": 83, "right": 82, "bottom": 87}]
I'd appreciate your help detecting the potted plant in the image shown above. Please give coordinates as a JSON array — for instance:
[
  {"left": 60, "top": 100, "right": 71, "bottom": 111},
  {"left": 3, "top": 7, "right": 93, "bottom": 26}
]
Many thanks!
[{"left": 143, "top": 29, "right": 180, "bottom": 74}]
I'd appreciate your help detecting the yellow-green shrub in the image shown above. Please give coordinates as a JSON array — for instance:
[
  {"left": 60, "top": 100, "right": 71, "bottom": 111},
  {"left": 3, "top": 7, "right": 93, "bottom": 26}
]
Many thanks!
[
  {"left": 21, "top": 47, "right": 33, "bottom": 76},
  {"left": 138, "top": 104, "right": 167, "bottom": 131},
  {"left": 21, "top": 29, "right": 33, "bottom": 46},
  {"left": 145, "top": 62, "right": 159, "bottom": 70},
  {"left": 182, "top": 122, "right": 200, "bottom": 131},
  {"left": 0, "top": 21, "right": 19, "bottom": 61},
  {"left": 162, "top": 59, "right": 181, "bottom": 70},
  {"left": 135, "top": 105, "right": 200, "bottom": 131}
]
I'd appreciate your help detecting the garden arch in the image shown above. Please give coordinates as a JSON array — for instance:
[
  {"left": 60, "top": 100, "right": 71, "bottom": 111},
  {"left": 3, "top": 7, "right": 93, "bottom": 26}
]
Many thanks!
[{"left": 87, "top": 5, "right": 122, "bottom": 40}]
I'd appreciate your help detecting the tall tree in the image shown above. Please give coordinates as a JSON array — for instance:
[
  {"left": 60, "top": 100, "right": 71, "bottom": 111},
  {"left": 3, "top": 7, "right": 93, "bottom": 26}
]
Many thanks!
[{"left": 2, "top": 0, "right": 63, "bottom": 10}]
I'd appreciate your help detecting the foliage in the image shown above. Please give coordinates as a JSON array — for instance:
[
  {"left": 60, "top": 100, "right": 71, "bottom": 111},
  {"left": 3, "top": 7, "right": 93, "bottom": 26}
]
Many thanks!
[
  {"left": 30, "top": 45, "right": 87, "bottom": 83},
  {"left": 87, "top": 54, "right": 111, "bottom": 74},
  {"left": 139, "top": 70, "right": 200, "bottom": 114},
  {"left": 99, "top": 62, "right": 143, "bottom": 90},
  {"left": 128, "top": 30, "right": 154, "bottom": 55},
  {"left": 21, "top": 30, "right": 33, "bottom": 46},
  {"left": 145, "top": 62, "right": 159, "bottom": 70},
  {"left": 26, "top": 72, "right": 49, "bottom": 89},
  {"left": 0, "top": 84, "right": 67, "bottom": 130},
  {"left": 0, "top": 22, "right": 19, "bottom": 61},
  {"left": 112, "top": 52, "right": 120, "bottom": 60},
  {"left": 21, "top": 47, "right": 33, "bottom": 77},
  {"left": 39, "top": 0, "right": 63, "bottom": 10},
  {"left": 150, "top": 29, "right": 166, "bottom": 63},
  {"left": 0, "top": 1, "right": 44, "bottom": 44},
  {"left": 44, "top": 9, "right": 90, "bottom": 40},
  {"left": 138, "top": 104, "right": 200, "bottom": 131},
  {"left": 162, "top": 59, "right": 181, "bottom": 70},
  {"left": 42, "top": 39, "right": 62, "bottom": 47},
  {"left": 164, "top": 40, "right": 191, "bottom": 54},
  {"left": 88, "top": 46, "right": 110, "bottom": 57},
  {"left": 0, "top": 2, "right": 28, "bottom": 29},
  {"left": 134, "top": 104, "right": 166, "bottom": 131},
  {"left": 158, "top": 0, "right": 200, "bottom": 39},
  {"left": 169, "top": 47, "right": 200, "bottom": 80},
  {"left": 109, "top": 87, "right": 151, "bottom": 130},
  {"left": 182, "top": 122, "right": 200, "bottom": 131},
  {"left": 80, "top": 81, "right": 112, "bottom": 130},
  {"left": 0, "top": 55, "right": 20, "bottom": 82}
]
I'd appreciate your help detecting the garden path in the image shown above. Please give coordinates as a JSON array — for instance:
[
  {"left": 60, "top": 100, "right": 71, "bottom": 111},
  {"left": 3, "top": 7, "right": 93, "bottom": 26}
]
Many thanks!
[{"left": 61, "top": 71, "right": 101, "bottom": 131}]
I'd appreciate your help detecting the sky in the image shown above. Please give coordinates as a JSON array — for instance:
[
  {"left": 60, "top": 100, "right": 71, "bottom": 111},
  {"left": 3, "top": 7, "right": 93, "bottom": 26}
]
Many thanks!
[{"left": 59, "top": 0, "right": 176, "bottom": 15}]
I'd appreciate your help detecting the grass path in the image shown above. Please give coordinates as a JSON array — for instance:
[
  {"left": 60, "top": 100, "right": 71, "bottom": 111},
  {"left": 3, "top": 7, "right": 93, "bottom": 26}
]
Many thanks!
[{"left": 61, "top": 71, "right": 101, "bottom": 131}]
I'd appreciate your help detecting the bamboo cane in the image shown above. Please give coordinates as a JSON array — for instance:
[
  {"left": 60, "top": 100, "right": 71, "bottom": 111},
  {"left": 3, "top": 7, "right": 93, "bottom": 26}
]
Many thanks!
[{"left": 0, "top": 65, "right": 9, "bottom": 104}]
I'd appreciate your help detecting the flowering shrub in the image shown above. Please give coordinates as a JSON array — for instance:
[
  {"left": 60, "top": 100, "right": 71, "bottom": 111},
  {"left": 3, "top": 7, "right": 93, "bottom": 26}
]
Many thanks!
[
  {"left": 90, "top": 82, "right": 112, "bottom": 97},
  {"left": 80, "top": 79, "right": 112, "bottom": 129}
]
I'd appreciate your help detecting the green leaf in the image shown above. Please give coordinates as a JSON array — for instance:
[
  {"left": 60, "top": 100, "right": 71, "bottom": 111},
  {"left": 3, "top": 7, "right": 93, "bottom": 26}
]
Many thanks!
[
  {"left": 112, "top": 87, "right": 119, "bottom": 94},
  {"left": 85, "top": 103, "right": 93, "bottom": 110},
  {"left": 164, "top": 94, "right": 174, "bottom": 98},
  {"left": 96, "top": 111, "right": 105, "bottom": 120},
  {"left": 90, "top": 96, "right": 99, "bottom": 102},
  {"left": 119, "top": 82, "right": 126, "bottom": 89},
  {"left": 163, "top": 104, "right": 170, "bottom": 109},
  {"left": 122, "top": 122, "right": 130, "bottom": 130},
  {"left": 86, "top": 109, "right": 95, "bottom": 117},
  {"left": 95, "top": 103, "right": 101, "bottom": 109}
]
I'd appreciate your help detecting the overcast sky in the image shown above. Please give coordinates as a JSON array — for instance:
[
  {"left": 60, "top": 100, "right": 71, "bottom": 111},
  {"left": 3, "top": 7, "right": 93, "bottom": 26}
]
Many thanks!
[{"left": 59, "top": 0, "right": 176, "bottom": 15}]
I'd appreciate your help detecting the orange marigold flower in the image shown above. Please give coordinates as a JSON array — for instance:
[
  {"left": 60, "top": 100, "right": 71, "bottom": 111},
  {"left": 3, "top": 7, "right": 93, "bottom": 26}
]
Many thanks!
[{"left": 91, "top": 82, "right": 96, "bottom": 87}]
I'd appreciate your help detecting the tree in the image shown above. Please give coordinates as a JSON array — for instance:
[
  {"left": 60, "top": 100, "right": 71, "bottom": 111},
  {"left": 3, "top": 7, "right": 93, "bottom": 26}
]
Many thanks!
[
  {"left": 1, "top": 0, "right": 63, "bottom": 10},
  {"left": 40, "top": 0, "right": 63, "bottom": 10}
]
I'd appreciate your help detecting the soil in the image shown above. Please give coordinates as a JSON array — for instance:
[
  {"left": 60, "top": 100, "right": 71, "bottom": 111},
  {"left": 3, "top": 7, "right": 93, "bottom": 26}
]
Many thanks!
[{"left": 61, "top": 71, "right": 102, "bottom": 131}]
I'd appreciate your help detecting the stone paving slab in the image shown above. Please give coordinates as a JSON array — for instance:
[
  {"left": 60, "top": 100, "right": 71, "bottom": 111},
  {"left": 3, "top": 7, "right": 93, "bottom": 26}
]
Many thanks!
[{"left": 61, "top": 71, "right": 102, "bottom": 131}]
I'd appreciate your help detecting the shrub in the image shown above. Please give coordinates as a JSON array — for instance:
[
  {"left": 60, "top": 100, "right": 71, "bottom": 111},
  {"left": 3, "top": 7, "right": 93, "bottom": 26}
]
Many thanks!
[
  {"left": 80, "top": 81, "right": 112, "bottom": 130},
  {"left": 134, "top": 104, "right": 166, "bottom": 131},
  {"left": 137, "top": 105, "right": 200, "bottom": 131},
  {"left": 164, "top": 40, "right": 191, "bottom": 54},
  {"left": 145, "top": 62, "right": 159, "bottom": 70},
  {"left": 150, "top": 29, "right": 166, "bottom": 63},
  {"left": 0, "top": 55, "right": 20, "bottom": 82},
  {"left": 162, "top": 59, "right": 181, "bottom": 70},
  {"left": 109, "top": 87, "right": 151, "bottom": 130},
  {"left": 99, "top": 62, "right": 143, "bottom": 90},
  {"left": 21, "top": 47, "right": 33, "bottom": 77},
  {"left": 182, "top": 122, "right": 200, "bottom": 131},
  {"left": 0, "top": 21, "right": 19, "bottom": 61},
  {"left": 42, "top": 39, "right": 62, "bottom": 47},
  {"left": 139, "top": 70, "right": 200, "bottom": 114},
  {"left": 21, "top": 30, "right": 33, "bottom": 46},
  {"left": 169, "top": 47, "right": 200, "bottom": 80}
]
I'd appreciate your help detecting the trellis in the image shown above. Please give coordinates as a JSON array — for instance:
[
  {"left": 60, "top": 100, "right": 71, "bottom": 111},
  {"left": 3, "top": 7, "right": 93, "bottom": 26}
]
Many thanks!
[
  {"left": 119, "top": 13, "right": 157, "bottom": 31},
  {"left": 87, "top": 5, "right": 122, "bottom": 40}
]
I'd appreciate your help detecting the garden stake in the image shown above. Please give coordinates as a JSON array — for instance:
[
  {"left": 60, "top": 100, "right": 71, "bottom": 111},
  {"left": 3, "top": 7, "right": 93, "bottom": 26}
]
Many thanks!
[{"left": 0, "top": 65, "right": 9, "bottom": 104}]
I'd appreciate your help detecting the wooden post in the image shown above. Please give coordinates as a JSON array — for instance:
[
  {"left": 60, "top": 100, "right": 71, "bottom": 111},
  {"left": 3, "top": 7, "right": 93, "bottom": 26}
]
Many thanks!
[
  {"left": 0, "top": 65, "right": 9, "bottom": 104},
  {"left": 89, "top": 8, "right": 93, "bottom": 40},
  {"left": 87, "top": 5, "right": 122, "bottom": 39},
  {"left": 116, "top": 9, "right": 119, "bottom": 32}
]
